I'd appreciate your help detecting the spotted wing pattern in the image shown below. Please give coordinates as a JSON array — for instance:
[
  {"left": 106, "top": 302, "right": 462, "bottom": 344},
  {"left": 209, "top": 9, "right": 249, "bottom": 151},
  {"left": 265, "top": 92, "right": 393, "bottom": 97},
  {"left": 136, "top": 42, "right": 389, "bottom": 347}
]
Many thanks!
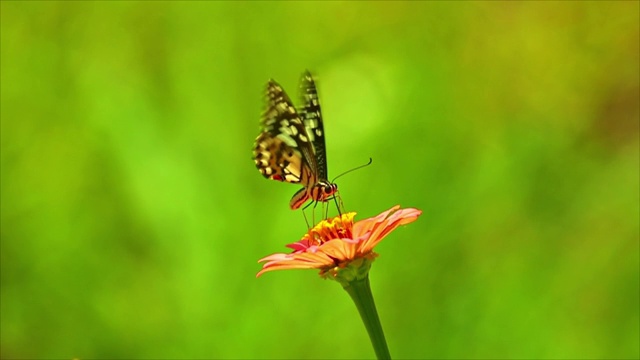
[{"left": 254, "top": 78, "right": 317, "bottom": 183}]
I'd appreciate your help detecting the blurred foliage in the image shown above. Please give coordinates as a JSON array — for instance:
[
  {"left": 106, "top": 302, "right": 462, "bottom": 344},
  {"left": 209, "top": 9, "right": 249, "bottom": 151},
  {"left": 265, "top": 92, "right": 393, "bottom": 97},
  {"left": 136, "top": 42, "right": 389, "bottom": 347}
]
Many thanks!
[{"left": 1, "top": 1, "right": 638, "bottom": 359}]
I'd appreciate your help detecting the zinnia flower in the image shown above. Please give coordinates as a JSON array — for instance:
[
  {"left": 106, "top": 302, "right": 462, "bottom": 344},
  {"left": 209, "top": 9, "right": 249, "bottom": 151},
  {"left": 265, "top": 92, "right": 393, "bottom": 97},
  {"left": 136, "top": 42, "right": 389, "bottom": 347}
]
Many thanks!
[
  {"left": 257, "top": 205, "right": 421, "bottom": 360},
  {"left": 257, "top": 205, "right": 421, "bottom": 283}
]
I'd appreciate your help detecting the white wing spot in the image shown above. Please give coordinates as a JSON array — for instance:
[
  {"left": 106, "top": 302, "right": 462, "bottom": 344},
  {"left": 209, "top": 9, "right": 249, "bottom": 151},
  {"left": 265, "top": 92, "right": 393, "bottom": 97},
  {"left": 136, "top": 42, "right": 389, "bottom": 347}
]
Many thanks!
[{"left": 276, "top": 133, "right": 297, "bottom": 147}]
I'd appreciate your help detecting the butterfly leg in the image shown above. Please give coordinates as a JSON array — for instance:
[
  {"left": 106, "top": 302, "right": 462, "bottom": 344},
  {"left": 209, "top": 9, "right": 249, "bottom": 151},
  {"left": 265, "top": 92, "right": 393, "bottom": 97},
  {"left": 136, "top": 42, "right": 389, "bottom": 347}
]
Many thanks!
[
  {"left": 325, "top": 192, "right": 343, "bottom": 217},
  {"left": 302, "top": 199, "right": 319, "bottom": 228},
  {"left": 322, "top": 200, "right": 329, "bottom": 220},
  {"left": 312, "top": 199, "right": 320, "bottom": 225},
  {"left": 301, "top": 206, "right": 311, "bottom": 229}
]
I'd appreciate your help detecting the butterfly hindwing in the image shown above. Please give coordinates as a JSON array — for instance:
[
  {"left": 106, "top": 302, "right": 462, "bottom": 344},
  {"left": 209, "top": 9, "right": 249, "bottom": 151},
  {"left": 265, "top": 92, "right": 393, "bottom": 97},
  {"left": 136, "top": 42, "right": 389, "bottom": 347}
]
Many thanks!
[{"left": 254, "top": 79, "right": 317, "bottom": 184}]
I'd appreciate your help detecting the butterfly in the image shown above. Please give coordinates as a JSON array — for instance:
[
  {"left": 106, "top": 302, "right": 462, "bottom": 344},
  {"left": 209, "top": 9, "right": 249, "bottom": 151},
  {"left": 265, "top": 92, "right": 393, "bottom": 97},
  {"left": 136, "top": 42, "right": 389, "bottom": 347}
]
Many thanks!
[{"left": 253, "top": 70, "right": 338, "bottom": 210}]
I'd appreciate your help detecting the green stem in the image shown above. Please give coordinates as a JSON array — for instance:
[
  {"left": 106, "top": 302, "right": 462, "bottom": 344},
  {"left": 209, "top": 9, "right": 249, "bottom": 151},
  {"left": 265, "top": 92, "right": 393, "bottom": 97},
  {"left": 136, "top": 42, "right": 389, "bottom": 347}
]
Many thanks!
[{"left": 343, "top": 275, "right": 391, "bottom": 360}]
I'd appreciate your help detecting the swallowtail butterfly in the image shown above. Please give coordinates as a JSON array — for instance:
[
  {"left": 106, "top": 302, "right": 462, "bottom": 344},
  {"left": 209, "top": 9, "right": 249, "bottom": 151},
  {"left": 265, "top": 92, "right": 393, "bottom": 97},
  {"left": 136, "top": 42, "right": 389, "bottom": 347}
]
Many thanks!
[{"left": 253, "top": 70, "right": 338, "bottom": 210}]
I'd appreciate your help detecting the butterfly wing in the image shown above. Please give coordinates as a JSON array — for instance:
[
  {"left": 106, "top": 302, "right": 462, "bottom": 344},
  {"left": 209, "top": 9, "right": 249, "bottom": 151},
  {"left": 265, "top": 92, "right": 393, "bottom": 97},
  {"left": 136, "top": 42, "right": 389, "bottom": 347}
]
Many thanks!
[
  {"left": 298, "top": 70, "right": 328, "bottom": 180},
  {"left": 253, "top": 79, "right": 319, "bottom": 184}
]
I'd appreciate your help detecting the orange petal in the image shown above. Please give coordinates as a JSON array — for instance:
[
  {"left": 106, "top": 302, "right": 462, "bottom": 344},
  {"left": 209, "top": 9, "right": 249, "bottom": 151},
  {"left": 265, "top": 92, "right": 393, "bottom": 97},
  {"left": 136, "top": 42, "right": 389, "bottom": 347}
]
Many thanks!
[
  {"left": 352, "top": 205, "right": 401, "bottom": 239},
  {"left": 319, "top": 238, "right": 358, "bottom": 262},
  {"left": 359, "top": 207, "right": 422, "bottom": 253}
]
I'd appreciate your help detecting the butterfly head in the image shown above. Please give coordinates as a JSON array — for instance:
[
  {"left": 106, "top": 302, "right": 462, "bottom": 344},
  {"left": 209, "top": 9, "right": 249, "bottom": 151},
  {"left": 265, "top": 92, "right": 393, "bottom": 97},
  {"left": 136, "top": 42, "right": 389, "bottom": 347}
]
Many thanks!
[{"left": 313, "top": 180, "right": 338, "bottom": 202}]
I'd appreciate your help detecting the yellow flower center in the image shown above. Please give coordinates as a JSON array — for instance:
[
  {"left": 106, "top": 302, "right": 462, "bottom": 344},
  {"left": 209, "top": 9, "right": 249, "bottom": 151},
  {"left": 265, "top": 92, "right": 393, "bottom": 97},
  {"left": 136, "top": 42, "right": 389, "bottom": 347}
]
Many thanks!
[{"left": 303, "top": 212, "right": 356, "bottom": 246}]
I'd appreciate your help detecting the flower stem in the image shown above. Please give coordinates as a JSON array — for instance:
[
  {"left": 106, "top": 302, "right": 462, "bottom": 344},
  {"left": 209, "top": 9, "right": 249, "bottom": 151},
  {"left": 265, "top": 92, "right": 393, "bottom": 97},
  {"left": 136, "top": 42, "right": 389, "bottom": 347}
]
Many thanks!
[{"left": 343, "top": 275, "right": 391, "bottom": 360}]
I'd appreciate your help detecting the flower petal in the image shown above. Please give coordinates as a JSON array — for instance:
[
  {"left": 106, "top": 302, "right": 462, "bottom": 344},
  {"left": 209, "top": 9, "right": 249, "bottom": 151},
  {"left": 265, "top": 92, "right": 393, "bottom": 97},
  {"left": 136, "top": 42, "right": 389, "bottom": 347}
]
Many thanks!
[
  {"left": 352, "top": 205, "right": 401, "bottom": 239},
  {"left": 359, "top": 207, "right": 422, "bottom": 253},
  {"left": 257, "top": 263, "right": 319, "bottom": 277},
  {"left": 319, "top": 238, "right": 358, "bottom": 262},
  {"left": 257, "top": 250, "right": 338, "bottom": 277}
]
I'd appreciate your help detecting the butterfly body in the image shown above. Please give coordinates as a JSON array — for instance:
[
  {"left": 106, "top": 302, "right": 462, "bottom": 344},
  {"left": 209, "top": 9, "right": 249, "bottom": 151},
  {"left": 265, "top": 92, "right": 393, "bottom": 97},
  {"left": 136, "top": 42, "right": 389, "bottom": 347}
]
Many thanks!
[{"left": 253, "top": 71, "right": 338, "bottom": 210}]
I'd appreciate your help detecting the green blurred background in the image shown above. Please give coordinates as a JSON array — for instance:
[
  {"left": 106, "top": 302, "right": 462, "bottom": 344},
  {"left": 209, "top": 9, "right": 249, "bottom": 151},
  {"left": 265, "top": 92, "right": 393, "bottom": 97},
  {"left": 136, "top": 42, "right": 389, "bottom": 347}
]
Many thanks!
[{"left": 1, "top": 1, "right": 638, "bottom": 359}]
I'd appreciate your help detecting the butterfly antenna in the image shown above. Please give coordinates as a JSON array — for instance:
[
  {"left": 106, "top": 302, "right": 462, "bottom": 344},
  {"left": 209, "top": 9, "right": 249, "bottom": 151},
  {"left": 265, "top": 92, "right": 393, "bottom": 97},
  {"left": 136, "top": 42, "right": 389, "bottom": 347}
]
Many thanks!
[{"left": 331, "top": 157, "right": 373, "bottom": 183}]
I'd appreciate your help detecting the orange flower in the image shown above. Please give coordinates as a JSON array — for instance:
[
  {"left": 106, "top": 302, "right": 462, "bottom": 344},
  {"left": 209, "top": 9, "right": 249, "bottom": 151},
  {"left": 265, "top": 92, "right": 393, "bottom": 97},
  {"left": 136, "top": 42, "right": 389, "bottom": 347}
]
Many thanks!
[{"left": 257, "top": 205, "right": 422, "bottom": 280}]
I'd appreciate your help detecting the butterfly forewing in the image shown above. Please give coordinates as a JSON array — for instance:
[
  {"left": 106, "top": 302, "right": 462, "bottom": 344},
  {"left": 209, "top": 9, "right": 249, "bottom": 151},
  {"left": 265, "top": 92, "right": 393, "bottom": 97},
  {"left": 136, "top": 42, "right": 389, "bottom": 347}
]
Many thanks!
[{"left": 298, "top": 71, "right": 328, "bottom": 180}]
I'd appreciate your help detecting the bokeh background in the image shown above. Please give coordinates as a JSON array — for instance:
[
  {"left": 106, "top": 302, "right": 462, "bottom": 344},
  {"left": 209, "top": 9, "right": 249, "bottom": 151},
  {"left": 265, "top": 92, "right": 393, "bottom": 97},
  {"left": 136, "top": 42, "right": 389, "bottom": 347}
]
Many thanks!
[{"left": 1, "top": 1, "right": 638, "bottom": 359}]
